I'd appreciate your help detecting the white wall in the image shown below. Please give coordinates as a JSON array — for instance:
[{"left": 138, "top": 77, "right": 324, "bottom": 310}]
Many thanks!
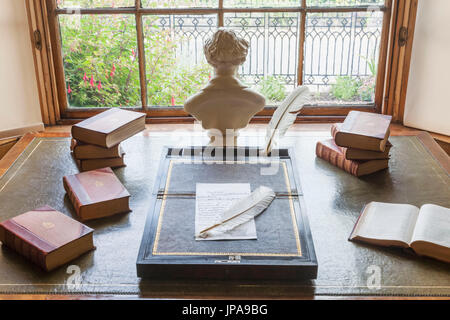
[
  {"left": 0, "top": 0, "right": 42, "bottom": 133},
  {"left": 404, "top": 0, "right": 450, "bottom": 136}
]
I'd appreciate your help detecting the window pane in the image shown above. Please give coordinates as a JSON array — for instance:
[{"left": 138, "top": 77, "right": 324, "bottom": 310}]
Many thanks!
[
  {"left": 143, "top": 15, "right": 216, "bottom": 106},
  {"left": 306, "top": 0, "right": 384, "bottom": 7},
  {"left": 225, "top": 12, "right": 299, "bottom": 104},
  {"left": 60, "top": 15, "right": 140, "bottom": 108},
  {"left": 57, "top": 0, "right": 134, "bottom": 8},
  {"left": 224, "top": 0, "right": 300, "bottom": 7},
  {"left": 303, "top": 11, "right": 383, "bottom": 105},
  {"left": 142, "top": 0, "right": 219, "bottom": 8}
]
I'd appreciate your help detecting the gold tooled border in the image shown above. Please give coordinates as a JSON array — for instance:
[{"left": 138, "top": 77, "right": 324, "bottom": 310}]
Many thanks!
[{"left": 152, "top": 159, "right": 302, "bottom": 257}]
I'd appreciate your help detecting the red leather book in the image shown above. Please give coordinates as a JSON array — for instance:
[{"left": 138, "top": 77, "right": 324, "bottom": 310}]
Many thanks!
[
  {"left": 71, "top": 108, "right": 146, "bottom": 148},
  {"left": 74, "top": 151, "right": 126, "bottom": 172},
  {"left": 316, "top": 139, "right": 389, "bottom": 177},
  {"left": 331, "top": 111, "right": 392, "bottom": 151},
  {"left": 0, "top": 206, "right": 94, "bottom": 271},
  {"left": 71, "top": 138, "right": 123, "bottom": 160},
  {"left": 63, "top": 167, "right": 131, "bottom": 221}
]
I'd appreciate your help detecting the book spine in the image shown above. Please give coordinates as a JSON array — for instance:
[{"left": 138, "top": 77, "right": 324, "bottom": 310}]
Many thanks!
[
  {"left": 337, "top": 145, "right": 349, "bottom": 159},
  {"left": 70, "top": 138, "right": 77, "bottom": 152},
  {"left": 316, "top": 141, "right": 359, "bottom": 176},
  {"left": 63, "top": 176, "right": 83, "bottom": 217},
  {"left": 0, "top": 224, "right": 48, "bottom": 271},
  {"left": 331, "top": 123, "right": 339, "bottom": 140}
]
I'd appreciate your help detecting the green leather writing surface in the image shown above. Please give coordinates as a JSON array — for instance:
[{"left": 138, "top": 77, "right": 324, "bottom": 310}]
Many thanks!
[{"left": 0, "top": 135, "right": 448, "bottom": 296}]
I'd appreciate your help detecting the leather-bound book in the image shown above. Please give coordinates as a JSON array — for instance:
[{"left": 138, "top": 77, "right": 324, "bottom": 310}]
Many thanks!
[
  {"left": 316, "top": 139, "right": 389, "bottom": 177},
  {"left": 0, "top": 206, "right": 94, "bottom": 271},
  {"left": 63, "top": 167, "right": 131, "bottom": 221},
  {"left": 74, "top": 151, "right": 125, "bottom": 172},
  {"left": 71, "top": 138, "right": 123, "bottom": 160},
  {"left": 331, "top": 111, "right": 392, "bottom": 151},
  {"left": 71, "top": 108, "right": 146, "bottom": 148},
  {"left": 339, "top": 140, "right": 392, "bottom": 160}
]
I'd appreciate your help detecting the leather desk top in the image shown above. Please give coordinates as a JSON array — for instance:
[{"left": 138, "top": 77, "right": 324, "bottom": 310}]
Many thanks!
[{"left": 0, "top": 133, "right": 448, "bottom": 297}]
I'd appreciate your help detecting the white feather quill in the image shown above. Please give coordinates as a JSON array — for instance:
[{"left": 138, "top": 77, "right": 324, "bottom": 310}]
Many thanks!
[
  {"left": 263, "top": 86, "right": 311, "bottom": 155},
  {"left": 198, "top": 186, "right": 276, "bottom": 239}
]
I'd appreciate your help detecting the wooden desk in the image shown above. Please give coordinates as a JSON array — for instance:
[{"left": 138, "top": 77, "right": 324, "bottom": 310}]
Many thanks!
[{"left": 0, "top": 129, "right": 448, "bottom": 300}]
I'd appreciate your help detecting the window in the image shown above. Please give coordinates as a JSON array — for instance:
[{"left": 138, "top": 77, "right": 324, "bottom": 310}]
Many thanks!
[{"left": 46, "top": 0, "right": 392, "bottom": 121}]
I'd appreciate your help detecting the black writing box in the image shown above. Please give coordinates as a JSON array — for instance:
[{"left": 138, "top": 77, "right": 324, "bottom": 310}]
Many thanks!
[{"left": 136, "top": 147, "right": 318, "bottom": 280}]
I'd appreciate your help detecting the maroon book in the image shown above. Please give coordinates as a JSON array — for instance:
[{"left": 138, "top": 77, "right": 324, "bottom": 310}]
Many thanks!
[
  {"left": 0, "top": 206, "right": 94, "bottom": 271},
  {"left": 316, "top": 139, "right": 389, "bottom": 177},
  {"left": 63, "top": 167, "right": 131, "bottom": 221},
  {"left": 74, "top": 152, "right": 126, "bottom": 172},
  {"left": 71, "top": 138, "right": 123, "bottom": 160},
  {"left": 71, "top": 108, "right": 146, "bottom": 148}
]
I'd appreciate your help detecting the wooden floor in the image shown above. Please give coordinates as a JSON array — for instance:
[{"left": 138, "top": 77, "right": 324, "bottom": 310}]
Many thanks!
[{"left": 0, "top": 137, "right": 20, "bottom": 160}]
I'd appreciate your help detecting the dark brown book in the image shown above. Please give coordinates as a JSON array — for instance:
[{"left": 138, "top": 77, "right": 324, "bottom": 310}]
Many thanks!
[
  {"left": 338, "top": 139, "right": 392, "bottom": 161},
  {"left": 74, "top": 151, "right": 125, "bottom": 172},
  {"left": 0, "top": 206, "right": 94, "bottom": 271},
  {"left": 63, "top": 167, "right": 131, "bottom": 221},
  {"left": 331, "top": 111, "right": 392, "bottom": 151},
  {"left": 71, "top": 108, "right": 146, "bottom": 148},
  {"left": 71, "top": 138, "right": 123, "bottom": 160},
  {"left": 316, "top": 139, "right": 389, "bottom": 177}
]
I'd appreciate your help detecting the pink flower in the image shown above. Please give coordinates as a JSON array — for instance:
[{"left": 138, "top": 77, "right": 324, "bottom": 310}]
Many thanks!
[
  {"left": 208, "top": 73, "right": 211, "bottom": 81},
  {"left": 132, "top": 49, "right": 136, "bottom": 57},
  {"left": 67, "top": 84, "right": 72, "bottom": 94},
  {"left": 110, "top": 64, "right": 115, "bottom": 78},
  {"left": 83, "top": 72, "right": 88, "bottom": 84},
  {"left": 97, "top": 80, "right": 102, "bottom": 91},
  {"left": 171, "top": 96, "right": 175, "bottom": 106},
  {"left": 90, "top": 75, "right": 94, "bottom": 87}
]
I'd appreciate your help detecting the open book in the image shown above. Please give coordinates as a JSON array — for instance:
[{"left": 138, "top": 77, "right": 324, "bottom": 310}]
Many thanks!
[{"left": 349, "top": 202, "right": 450, "bottom": 263}]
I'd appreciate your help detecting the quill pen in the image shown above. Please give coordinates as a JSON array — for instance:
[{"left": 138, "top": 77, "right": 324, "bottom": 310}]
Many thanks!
[
  {"left": 198, "top": 186, "right": 276, "bottom": 239},
  {"left": 263, "top": 86, "right": 311, "bottom": 155}
]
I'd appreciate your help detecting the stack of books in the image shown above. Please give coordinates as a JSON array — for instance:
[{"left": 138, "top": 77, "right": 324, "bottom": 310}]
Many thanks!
[
  {"left": 71, "top": 108, "right": 146, "bottom": 172},
  {"left": 316, "top": 111, "right": 393, "bottom": 177}
]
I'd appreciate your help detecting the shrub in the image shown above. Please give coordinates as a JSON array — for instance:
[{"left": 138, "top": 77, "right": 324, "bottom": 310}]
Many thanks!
[
  {"left": 358, "top": 77, "right": 375, "bottom": 102},
  {"left": 331, "top": 76, "right": 361, "bottom": 101},
  {"left": 257, "top": 76, "right": 287, "bottom": 103},
  {"left": 61, "top": 15, "right": 210, "bottom": 108}
]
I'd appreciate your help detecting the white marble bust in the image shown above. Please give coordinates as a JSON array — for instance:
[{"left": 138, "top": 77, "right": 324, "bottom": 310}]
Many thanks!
[{"left": 184, "top": 28, "right": 266, "bottom": 145}]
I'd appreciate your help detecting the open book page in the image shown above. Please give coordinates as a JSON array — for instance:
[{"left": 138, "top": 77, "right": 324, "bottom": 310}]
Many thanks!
[
  {"left": 411, "top": 204, "right": 450, "bottom": 249},
  {"left": 195, "top": 183, "right": 256, "bottom": 241},
  {"left": 352, "top": 202, "right": 419, "bottom": 245}
]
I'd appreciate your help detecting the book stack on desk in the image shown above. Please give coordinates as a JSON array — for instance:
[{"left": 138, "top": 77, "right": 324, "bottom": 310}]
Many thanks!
[
  {"left": 316, "top": 111, "right": 393, "bottom": 177},
  {"left": 70, "top": 108, "right": 146, "bottom": 172}
]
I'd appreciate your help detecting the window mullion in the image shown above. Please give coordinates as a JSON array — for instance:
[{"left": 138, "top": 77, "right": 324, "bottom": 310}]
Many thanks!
[
  {"left": 297, "top": 0, "right": 306, "bottom": 86},
  {"left": 135, "top": 0, "right": 147, "bottom": 110},
  {"left": 218, "top": 0, "right": 224, "bottom": 27}
]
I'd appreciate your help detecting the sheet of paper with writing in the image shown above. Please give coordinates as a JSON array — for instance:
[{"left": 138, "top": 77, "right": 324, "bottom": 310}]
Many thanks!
[{"left": 195, "top": 183, "right": 256, "bottom": 240}]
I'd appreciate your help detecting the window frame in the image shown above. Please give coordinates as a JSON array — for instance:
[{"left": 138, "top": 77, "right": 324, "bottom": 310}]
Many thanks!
[{"left": 42, "top": 0, "right": 394, "bottom": 123}]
